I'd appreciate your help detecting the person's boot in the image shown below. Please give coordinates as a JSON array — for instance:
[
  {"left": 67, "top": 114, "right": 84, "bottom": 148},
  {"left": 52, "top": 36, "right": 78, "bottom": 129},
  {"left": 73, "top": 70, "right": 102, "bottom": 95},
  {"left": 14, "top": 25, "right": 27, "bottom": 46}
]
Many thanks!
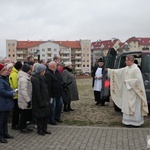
[
  {"left": 64, "top": 104, "right": 70, "bottom": 112},
  {"left": 68, "top": 102, "right": 74, "bottom": 111}
]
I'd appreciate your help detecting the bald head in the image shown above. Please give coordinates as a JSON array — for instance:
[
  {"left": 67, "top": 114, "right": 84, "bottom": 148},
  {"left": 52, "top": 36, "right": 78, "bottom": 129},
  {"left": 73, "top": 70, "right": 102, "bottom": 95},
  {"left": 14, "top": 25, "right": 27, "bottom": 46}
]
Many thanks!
[{"left": 48, "top": 61, "right": 57, "bottom": 71}]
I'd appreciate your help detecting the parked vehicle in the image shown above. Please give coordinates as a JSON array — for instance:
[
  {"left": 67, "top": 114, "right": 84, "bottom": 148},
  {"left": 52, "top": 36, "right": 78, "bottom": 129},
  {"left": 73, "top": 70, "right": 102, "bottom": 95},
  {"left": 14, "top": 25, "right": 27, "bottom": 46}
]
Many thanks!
[{"left": 101, "top": 48, "right": 150, "bottom": 111}]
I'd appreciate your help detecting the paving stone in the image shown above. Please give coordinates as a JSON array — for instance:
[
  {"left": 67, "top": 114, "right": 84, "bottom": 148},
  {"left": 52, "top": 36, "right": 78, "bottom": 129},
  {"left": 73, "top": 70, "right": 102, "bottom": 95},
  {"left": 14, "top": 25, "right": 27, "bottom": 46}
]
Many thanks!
[{"left": 0, "top": 125, "right": 149, "bottom": 150}]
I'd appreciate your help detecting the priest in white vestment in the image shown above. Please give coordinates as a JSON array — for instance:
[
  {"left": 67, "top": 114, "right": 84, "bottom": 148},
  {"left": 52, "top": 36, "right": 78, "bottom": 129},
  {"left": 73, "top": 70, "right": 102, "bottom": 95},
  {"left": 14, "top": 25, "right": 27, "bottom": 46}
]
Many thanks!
[{"left": 108, "top": 55, "right": 149, "bottom": 126}]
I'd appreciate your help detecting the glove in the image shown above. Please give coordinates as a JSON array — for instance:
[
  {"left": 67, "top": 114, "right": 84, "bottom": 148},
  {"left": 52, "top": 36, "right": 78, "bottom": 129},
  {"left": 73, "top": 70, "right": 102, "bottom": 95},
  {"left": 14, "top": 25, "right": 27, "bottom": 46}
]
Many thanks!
[{"left": 27, "top": 101, "right": 31, "bottom": 108}]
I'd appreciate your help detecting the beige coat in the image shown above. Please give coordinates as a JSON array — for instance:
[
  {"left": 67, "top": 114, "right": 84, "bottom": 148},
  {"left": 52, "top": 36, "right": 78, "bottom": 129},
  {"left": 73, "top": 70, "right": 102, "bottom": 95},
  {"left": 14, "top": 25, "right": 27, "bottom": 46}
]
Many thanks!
[{"left": 18, "top": 71, "right": 32, "bottom": 109}]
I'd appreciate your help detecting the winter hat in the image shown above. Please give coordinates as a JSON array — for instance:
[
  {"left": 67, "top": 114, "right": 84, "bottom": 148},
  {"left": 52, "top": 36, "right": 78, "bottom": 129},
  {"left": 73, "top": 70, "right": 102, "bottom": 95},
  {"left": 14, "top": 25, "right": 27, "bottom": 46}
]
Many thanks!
[
  {"left": 35, "top": 64, "right": 46, "bottom": 73},
  {"left": 6, "top": 63, "right": 13, "bottom": 70},
  {"left": 98, "top": 58, "right": 104, "bottom": 62},
  {"left": 64, "top": 62, "right": 72, "bottom": 67},
  {"left": 0, "top": 64, "right": 5, "bottom": 72},
  {"left": 22, "top": 64, "right": 31, "bottom": 73},
  {"left": 14, "top": 61, "right": 22, "bottom": 70}
]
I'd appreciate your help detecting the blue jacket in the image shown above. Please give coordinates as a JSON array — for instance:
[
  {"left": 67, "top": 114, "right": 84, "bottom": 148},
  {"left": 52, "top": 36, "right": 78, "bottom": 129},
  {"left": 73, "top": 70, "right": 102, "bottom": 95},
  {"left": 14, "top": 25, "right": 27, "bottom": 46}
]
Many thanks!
[{"left": 0, "top": 76, "right": 14, "bottom": 111}]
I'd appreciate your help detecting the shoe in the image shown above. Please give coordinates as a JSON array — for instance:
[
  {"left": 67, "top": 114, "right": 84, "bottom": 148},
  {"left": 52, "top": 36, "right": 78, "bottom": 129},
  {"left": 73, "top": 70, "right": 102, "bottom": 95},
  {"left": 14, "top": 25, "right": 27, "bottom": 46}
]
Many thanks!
[
  {"left": 20, "top": 129, "right": 29, "bottom": 133},
  {"left": 55, "top": 119, "right": 63, "bottom": 123},
  {"left": 38, "top": 131, "right": 45, "bottom": 136},
  {"left": 43, "top": 130, "right": 51, "bottom": 134},
  {"left": 4, "top": 134, "right": 14, "bottom": 139},
  {"left": 68, "top": 108, "right": 74, "bottom": 111},
  {"left": 49, "top": 121, "right": 57, "bottom": 125},
  {"left": 99, "top": 103, "right": 105, "bottom": 106},
  {"left": 26, "top": 128, "right": 33, "bottom": 132},
  {"left": 0, "top": 138, "right": 8, "bottom": 143},
  {"left": 95, "top": 102, "right": 99, "bottom": 105},
  {"left": 64, "top": 109, "right": 70, "bottom": 112}
]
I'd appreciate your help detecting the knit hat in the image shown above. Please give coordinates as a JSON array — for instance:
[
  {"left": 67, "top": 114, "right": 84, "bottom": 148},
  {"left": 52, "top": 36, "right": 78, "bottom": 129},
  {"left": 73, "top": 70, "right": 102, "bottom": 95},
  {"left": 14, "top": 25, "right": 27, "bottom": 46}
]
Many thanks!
[
  {"left": 35, "top": 64, "right": 46, "bottom": 73},
  {"left": 0, "top": 64, "right": 5, "bottom": 72},
  {"left": 64, "top": 62, "right": 72, "bottom": 67},
  {"left": 6, "top": 63, "right": 13, "bottom": 70},
  {"left": 14, "top": 61, "right": 22, "bottom": 70},
  {"left": 22, "top": 64, "right": 31, "bottom": 73}
]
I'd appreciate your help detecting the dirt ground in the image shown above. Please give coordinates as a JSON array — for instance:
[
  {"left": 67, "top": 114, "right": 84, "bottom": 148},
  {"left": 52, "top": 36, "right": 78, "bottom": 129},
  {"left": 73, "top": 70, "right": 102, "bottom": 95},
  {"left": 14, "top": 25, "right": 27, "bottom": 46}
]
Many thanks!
[{"left": 61, "top": 77, "right": 150, "bottom": 127}]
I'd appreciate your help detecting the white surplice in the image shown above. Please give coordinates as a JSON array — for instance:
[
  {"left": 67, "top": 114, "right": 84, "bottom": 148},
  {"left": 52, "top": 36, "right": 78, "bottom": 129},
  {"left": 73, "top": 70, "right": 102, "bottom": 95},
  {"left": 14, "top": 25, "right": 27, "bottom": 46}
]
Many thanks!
[
  {"left": 93, "top": 67, "right": 102, "bottom": 91},
  {"left": 108, "top": 64, "right": 149, "bottom": 126}
]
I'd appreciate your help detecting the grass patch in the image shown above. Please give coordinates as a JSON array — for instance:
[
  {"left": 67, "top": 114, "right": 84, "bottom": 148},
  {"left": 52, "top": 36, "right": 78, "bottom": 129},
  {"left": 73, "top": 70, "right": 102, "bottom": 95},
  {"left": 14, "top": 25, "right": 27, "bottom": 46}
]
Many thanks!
[{"left": 108, "top": 121, "right": 122, "bottom": 127}]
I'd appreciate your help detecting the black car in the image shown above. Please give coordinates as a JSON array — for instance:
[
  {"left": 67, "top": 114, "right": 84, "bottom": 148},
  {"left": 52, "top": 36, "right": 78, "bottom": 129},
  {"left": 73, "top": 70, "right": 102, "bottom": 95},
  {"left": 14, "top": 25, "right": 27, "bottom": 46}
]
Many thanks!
[{"left": 101, "top": 48, "right": 150, "bottom": 111}]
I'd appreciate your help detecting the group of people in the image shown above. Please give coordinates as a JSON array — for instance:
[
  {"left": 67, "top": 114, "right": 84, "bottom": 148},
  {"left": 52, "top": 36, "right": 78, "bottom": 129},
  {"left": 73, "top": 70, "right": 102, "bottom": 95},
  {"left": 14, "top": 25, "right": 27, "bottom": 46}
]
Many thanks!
[
  {"left": 0, "top": 56, "right": 79, "bottom": 143},
  {"left": 92, "top": 55, "right": 149, "bottom": 127},
  {"left": 0, "top": 53, "right": 149, "bottom": 143}
]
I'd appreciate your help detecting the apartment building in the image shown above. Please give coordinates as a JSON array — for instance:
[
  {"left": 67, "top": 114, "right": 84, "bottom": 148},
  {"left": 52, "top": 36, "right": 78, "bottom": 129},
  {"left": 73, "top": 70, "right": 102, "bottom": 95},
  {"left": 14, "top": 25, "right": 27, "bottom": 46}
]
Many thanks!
[
  {"left": 91, "top": 37, "right": 150, "bottom": 67},
  {"left": 6, "top": 40, "right": 17, "bottom": 62},
  {"left": 91, "top": 38, "right": 121, "bottom": 66},
  {"left": 120, "top": 37, "right": 150, "bottom": 52},
  {"left": 6, "top": 39, "right": 91, "bottom": 74}
]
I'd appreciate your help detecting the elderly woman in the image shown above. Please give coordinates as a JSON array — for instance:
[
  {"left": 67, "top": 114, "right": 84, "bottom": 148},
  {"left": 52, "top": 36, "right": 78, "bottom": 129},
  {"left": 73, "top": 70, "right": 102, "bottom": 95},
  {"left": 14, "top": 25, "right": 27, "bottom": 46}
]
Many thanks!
[
  {"left": 0, "top": 64, "right": 15, "bottom": 143},
  {"left": 62, "top": 62, "right": 79, "bottom": 112},
  {"left": 31, "top": 64, "right": 51, "bottom": 135},
  {"left": 18, "top": 64, "right": 32, "bottom": 133}
]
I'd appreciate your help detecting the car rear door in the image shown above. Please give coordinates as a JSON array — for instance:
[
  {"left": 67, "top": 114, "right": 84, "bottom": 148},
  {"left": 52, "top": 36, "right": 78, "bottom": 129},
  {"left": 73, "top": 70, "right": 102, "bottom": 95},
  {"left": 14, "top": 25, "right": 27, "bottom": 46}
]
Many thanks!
[
  {"left": 101, "top": 48, "right": 117, "bottom": 99},
  {"left": 141, "top": 51, "right": 150, "bottom": 104}
]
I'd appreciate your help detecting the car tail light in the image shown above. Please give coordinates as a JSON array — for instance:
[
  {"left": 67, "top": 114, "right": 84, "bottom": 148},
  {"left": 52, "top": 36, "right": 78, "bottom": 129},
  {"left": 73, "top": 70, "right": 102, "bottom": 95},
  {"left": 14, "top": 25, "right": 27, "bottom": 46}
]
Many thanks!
[{"left": 104, "top": 80, "right": 110, "bottom": 88}]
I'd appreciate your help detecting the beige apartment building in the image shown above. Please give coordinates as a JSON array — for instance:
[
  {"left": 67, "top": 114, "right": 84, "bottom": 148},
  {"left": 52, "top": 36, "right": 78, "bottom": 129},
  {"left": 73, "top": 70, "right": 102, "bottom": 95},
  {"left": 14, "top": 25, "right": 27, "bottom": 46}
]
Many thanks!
[
  {"left": 6, "top": 39, "right": 91, "bottom": 74},
  {"left": 91, "top": 37, "right": 150, "bottom": 66}
]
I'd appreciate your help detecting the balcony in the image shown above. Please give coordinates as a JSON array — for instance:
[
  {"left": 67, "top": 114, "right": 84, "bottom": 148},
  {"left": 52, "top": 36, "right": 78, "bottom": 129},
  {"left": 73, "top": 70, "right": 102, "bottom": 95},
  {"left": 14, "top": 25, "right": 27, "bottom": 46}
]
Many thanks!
[
  {"left": 47, "top": 51, "right": 51, "bottom": 54},
  {"left": 16, "top": 51, "right": 24, "bottom": 54},
  {"left": 63, "top": 51, "right": 70, "bottom": 54},
  {"left": 75, "top": 67, "right": 81, "bottom": 70},
  {"left": 62, "top": 56, "right": 70, "bottom": 59},
  {"left": 75, "top": 62, "right": 81, "bottom": 64},
  {"left": 75, "top": 56, "right": 82, "bottom": 59},
  {"left": 75, "top": 51, "right": 82, "bottom": 54},
  {"left": 16, "top": 56, "right": 23, "bottom": 59},
  {"left": 47, "top": 56, "right": 52, "bottom": 60}
]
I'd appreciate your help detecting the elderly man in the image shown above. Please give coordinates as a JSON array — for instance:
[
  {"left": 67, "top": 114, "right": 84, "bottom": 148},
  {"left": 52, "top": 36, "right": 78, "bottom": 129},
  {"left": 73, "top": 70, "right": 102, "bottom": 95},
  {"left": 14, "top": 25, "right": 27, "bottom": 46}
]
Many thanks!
[
  {"left": 108, "top": 55, "right": 148, "bottom": 127},
  {"left": 45, "top": 61, "right": 63, "bottom": 125}
]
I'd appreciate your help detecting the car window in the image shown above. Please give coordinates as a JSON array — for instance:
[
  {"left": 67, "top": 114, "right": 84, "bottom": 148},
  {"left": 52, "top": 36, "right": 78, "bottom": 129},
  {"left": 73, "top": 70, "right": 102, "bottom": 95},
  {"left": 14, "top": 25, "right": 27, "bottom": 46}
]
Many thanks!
[{"left": 142, "top": 53, "right": 150, "bottom": 73}]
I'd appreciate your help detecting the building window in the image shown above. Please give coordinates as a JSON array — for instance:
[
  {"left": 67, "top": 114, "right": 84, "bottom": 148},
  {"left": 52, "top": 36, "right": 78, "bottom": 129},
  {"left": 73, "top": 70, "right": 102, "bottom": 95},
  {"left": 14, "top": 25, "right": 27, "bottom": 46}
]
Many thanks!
[
  {"left": 47, "top": 48, "right": 51, "bottom": 51},
  {"left": 8, "top": 44, "right": 10, "bottom": 46},
  {"left": 42, "top": 54, "right": 45, "bottom": 57},
  {"left": 13, "top": 54, "right": 15, "bottom": 57},
  {"left": 87, "top": 60, "right": 89, "bottom": 62},
  {"left": 83, "top": 65, "right": 85, "bottom": 67},
  {"left": 87, "top": 65, "right": 89, "bottom": 67},
  {"left": 8, "top": 49, "right": 10, "bottom": 52},
  {"left": 8, "top": 54, "right": 11, "bottom": 57},
  {"left": 12, "top": 43, "right": 14, "bottom": 46},
  {"left": 54, "top": 49, "right": 57, "bottom": 52},
  {"left": 87, "top": 54, "right": 89, "bottom": 56},
  {"left": 42, "top": 49, "right": 45, "bottom": 51}
]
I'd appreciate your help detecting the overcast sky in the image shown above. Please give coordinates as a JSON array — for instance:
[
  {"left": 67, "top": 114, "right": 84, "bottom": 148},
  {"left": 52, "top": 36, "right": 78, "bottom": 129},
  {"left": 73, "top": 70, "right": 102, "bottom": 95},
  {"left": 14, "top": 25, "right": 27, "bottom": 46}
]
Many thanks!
[{"left": 0, "top": 0, "right": 150, "bottom": 57}]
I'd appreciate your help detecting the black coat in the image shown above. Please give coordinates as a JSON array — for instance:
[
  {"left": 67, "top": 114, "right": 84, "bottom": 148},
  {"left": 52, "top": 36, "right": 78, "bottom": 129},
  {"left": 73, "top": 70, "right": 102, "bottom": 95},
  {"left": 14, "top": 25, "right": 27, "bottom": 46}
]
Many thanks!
[
  {"left": 31, "top": 74, "right": 50, "bottom": 118},
  {"left": 45, "top": 68, "right": 63, "bottom": 98}
]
